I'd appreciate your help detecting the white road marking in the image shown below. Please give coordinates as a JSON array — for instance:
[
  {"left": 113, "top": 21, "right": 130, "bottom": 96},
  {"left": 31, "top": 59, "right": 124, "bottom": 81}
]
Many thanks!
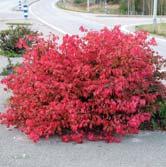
[
  {"left": 29, "top": 0, "right": 166, "bottom": 43},
  {"left": 29, "top": 1, "right": 69, "bottom": 35},
  {"left": 121, "top": 23, "right": 166, "bottom": 42}
]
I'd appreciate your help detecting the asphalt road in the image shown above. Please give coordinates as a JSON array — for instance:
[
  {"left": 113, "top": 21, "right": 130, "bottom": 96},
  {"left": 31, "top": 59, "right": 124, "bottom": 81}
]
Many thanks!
[
  {"left": 30, "top": 0, "right": 106, "bottom": 34},
  {"left": 0, "top": 0, "right": 17, "bottom": 12},
  {"left": 30, "top": 0, "right": 166, "bottom": 57},
  {"left": 0, "top": 125, "right": 166, "bottom": 167},
  {"left": 29, "top": 0, "right": 162, "bottom": 33},
  {"left": 1, "top": 0, "right": 165, "bottom": 56},
  {"left": 0, "top": 1, "right": 166, "bottom": 167},
  {"left": 0, "top": 0, "right": 22, "bottom": 19}
]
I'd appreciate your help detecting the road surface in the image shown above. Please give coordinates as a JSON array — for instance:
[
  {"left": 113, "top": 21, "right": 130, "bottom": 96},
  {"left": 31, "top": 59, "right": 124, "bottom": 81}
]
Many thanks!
[
  {"left": 0, "top": 0, "right": 22, "bottom": 20},
  {"left": 30, "top": 0, "right": 166, "bottom": 57}
]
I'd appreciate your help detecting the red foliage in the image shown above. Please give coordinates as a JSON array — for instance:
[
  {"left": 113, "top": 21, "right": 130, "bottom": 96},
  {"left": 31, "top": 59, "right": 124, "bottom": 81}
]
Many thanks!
[{"left": 1, "top": 27, "right": 166, "bottom": 143}]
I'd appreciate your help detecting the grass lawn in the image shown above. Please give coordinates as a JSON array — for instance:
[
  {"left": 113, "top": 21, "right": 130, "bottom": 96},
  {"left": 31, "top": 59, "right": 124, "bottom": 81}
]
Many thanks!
[
  {"left": 136, "top": 23, "right": 166, "bottom": 37},
  {"left": 56, "top": 1, "right": 120, "bottom": 14}
]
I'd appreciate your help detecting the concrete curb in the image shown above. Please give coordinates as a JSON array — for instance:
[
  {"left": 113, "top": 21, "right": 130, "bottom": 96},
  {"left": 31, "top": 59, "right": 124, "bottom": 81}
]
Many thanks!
[
  {"left": 29, "top": 0, "right": 68, "bottom": 35},
  {"left": 121, "top": 23, "right": 166, "bottom": 42},
  {"left": 55, "top": 0, "right": 166, "bottom": 41}
]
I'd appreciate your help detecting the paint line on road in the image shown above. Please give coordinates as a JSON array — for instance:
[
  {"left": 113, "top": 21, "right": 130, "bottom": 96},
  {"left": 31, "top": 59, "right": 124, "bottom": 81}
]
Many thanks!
[
  {"left": 51, "top": 0, "right": 111, "bottom": 31},
  {"left": 29, "top": 1, "right": 70, "bottom": 35},
  {"left": 121, "top": 23, "right": 166, "bottom": 42},
  {"left": 29, "top": 0, "right": 166, "bottom": 44}
]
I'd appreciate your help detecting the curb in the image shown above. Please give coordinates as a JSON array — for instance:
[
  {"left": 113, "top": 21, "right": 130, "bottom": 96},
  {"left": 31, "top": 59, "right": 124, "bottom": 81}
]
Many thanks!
[
  {"left": 29, "top": 0, "right": 69, "bottom": 35},
  {"left": 96, "top": 15, "right": 166, "bottom": 18},
  {"left": 121, "top": 23, "right": 166, "bottom": 42}
]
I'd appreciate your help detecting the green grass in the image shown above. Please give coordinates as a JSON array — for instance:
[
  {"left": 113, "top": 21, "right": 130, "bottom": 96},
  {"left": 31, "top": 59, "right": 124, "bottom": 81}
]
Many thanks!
[
  {"left": 56, "top": 1, "right": 87, "bottom": 12},
  {"left": 136, "top": 23, "right": 166, "bottom": 37},
  {"left": 56, "top": 1, "right": 120, "bottom": 14}
]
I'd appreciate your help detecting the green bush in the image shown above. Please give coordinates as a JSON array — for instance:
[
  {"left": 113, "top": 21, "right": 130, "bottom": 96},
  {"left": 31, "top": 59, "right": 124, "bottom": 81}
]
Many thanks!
[
  {"left": 119, "top": 0, "right": 127, "bottom": 14},
  {"left": 151, "top": 101, "right": 166, "bottom": 130},
  {"left": 141, "top": 100, "right": 166, "bottom": 130},
  {"left": 74, "top": 0, "right": 86, "bottom": 4},
  {"left": 0, "top": 25, "right": 37, "bottom": 57}
]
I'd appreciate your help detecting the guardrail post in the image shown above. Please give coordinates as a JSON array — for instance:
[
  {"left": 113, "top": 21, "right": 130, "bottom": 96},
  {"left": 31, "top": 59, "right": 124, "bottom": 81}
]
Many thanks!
[
  {"left": 23, "top": 0, "right": 28, "bottom": 19},
  {"left": 18, "top": 0, "right": 22, "bottom": 10}
]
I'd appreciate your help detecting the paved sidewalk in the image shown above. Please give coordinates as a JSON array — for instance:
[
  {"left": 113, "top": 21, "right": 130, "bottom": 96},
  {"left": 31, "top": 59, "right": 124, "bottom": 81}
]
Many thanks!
[{"left": 0, "top": 126, "right": 166, "bottom": 167}]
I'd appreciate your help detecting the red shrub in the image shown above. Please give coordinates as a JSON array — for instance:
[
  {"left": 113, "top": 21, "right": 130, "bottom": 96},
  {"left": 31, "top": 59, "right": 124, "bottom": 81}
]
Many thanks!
[{"left": 0, "top": 27, "right": 166, "bottom": 143}]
